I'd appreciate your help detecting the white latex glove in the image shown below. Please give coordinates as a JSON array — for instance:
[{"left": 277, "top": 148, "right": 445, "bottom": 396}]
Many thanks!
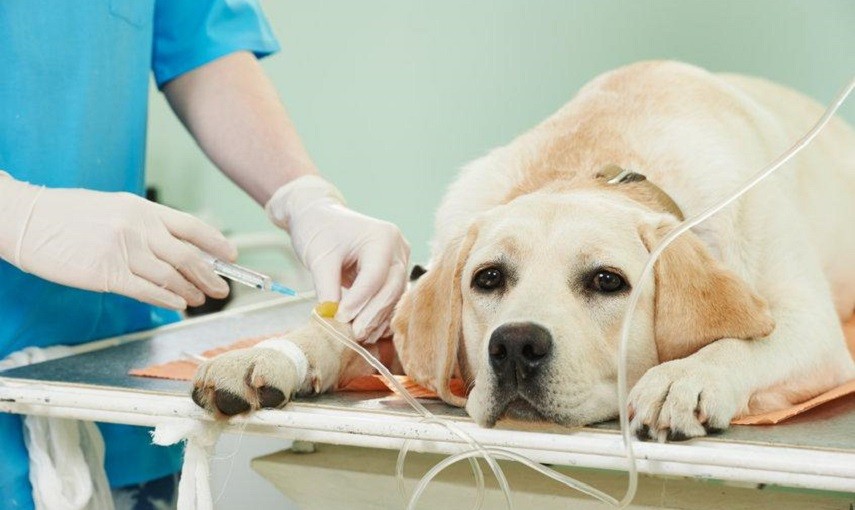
[
  {"left": 266, "top": 175, "right": 409, "bottom": 343},
  {"left": 0, "top": 172, "right": 235, "bottom": 310}
]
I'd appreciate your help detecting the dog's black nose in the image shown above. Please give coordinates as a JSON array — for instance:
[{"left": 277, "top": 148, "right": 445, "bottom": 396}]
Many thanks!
[{"left": 488, "top": 322, "right": 553, "bottom": 382}]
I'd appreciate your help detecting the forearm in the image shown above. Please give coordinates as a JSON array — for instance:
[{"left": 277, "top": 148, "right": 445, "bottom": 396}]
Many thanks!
[
  {"left": 163, "top": 51, "right": 317, "bottom": 205},
  {"left": 164, "top": 52, "right": 409, "bottom": 340}
]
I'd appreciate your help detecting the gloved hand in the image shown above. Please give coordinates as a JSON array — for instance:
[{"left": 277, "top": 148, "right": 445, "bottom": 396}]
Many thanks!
[
  {"left": 0, "top": 172, "right": 236, "bottom": 310},
  {"left": 266, "top": 175, "right": 409, "bottom": 343}
]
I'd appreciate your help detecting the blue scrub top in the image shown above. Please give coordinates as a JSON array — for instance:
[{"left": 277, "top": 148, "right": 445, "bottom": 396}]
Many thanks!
[{"left": 0, "top": 1, "right": 279, "bottom": 507}]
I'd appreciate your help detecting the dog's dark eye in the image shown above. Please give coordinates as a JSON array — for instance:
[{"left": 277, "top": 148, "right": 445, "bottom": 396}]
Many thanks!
[
  {"left": 473, "top": 267, "right": 505, "bottom": 291},
  {"left": 589, "top": 270, "right": 627, "bottom": 293}
]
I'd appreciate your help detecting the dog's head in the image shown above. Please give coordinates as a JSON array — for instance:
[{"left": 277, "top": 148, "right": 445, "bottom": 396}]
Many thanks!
[{"left": 392, "top": 189, "right": 773, "bottom": 427}]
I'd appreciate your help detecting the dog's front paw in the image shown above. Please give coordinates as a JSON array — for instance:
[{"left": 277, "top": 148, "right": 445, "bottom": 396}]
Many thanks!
[
  {"left": 629, "top": 360, "right": 740, "bottom": 442},
  {"left": 191, "top": 346, "right": 304, "bottom": 418}
]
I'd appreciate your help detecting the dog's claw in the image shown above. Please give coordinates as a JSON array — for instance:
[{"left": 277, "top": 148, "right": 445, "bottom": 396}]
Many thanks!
[
  {"left": 666, "top": 429, "right": 690, "bottom": 442},
  {"left": 703, "top": 424, "right": 724, "bottom": 435},
  {"left": 191, "top": 386, "right": 206, "bottom": 408},
  {"left": 635, "top": 424, "right": 651, "bottom": 441}
]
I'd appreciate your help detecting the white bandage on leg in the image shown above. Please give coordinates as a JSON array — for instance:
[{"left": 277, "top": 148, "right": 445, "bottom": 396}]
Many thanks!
[
  {"left": 153, "top": 420, "right": 222, "bottom": 510},
  {"left": 2, "top": 346, "right": 114, "bottom": 510},
  {"left": 254, "top": 338, "right": 310, "bottom": 382}
]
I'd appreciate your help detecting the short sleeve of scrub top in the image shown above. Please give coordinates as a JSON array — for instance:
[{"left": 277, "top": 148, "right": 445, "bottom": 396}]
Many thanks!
[{"left": 152, "top": 0, "right": 280, "bottom": 88}]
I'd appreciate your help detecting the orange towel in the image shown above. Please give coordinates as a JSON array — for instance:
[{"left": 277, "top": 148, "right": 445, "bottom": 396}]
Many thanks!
[
  {"left": 131, "top": 316, "right": 855, "bottom": 426},
  {"left": 731, "top": 316, "right": 855, "bottom": 424},
  {"left": 339, "top": 374, "right": 468, "bottom": 399},
  {"left": 128, "top": 336, "right": 268, "bottom": 381}
]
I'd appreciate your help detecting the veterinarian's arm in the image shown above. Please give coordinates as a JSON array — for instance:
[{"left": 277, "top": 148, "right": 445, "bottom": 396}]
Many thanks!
[{"left": 163, "top": 51, "right": 410, "bottom": 342}]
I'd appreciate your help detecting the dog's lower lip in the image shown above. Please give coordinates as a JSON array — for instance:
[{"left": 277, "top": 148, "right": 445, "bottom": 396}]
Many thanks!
[{"left": 498, "top": 396, "right": 548, "bottom": 422}]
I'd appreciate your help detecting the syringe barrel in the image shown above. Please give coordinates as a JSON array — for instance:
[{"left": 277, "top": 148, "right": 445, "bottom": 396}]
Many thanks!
[{"left": 201, "top": 253, "right": 271, "bottom": 290}]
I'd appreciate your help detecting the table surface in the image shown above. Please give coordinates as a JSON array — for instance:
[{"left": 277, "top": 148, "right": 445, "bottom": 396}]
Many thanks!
[
  {"left": 3, "top": 296, "right": 853, "bottom": 451},
  {"left": 1, "top": 297, "right": 854, "bottom": 493}
]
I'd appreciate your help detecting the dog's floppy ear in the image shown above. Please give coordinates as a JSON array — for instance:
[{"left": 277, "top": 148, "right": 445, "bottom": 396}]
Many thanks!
[
  {"left": 640, "top": 218, "right": 775, "bottom": 363},
  {"left": 391, "top": 224, "right": 480, "bottom": 407}
]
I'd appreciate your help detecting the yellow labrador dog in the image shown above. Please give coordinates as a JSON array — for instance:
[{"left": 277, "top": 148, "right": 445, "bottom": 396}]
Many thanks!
[{"left": 193, "top": 61, "right": 855, "bottom": 441}]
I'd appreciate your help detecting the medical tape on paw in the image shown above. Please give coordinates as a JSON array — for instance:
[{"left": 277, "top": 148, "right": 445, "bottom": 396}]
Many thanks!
[{"left": 255, "top": 338, "right": 310, "bottom": 382}]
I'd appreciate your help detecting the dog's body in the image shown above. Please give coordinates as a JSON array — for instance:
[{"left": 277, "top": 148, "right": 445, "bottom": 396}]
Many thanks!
[{"left": 194, "top": 62, "right": 855, "bottom": 441}]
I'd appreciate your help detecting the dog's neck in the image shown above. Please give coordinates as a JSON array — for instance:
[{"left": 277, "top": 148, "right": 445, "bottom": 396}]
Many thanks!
[
  {"left": 503, "top": 163, "right": 685, "bottom": 221},
  {"left": 595, "top": 164, "right": 685, "bottom": 221}
]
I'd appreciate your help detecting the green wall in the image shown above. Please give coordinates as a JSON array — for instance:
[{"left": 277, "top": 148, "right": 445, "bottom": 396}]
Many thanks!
[{"left": 146, "top": 0, "right": 855, "bottom": 264}]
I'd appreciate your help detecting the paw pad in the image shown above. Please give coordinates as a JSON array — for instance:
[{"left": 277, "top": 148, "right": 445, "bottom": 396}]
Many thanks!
[
  {"left": 258, "top": 386, "right": 286, "bottom": 408},
  {"left": 214, "top": 389, "right": 251, "bottom": 416}
]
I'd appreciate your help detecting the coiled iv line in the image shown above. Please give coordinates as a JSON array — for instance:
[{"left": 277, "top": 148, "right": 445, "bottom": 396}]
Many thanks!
[{"left": 313, "top": 76, "right": 854, "bottom": 509}]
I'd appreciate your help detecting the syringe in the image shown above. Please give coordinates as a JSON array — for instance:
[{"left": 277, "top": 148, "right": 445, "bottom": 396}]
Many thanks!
[{"left": 201, "top": 252, "right": 297, "bottom": 296}]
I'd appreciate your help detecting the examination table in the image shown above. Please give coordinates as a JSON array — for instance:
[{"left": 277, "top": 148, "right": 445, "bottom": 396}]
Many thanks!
[{"left": 1, "top": 297, "right": 853, "bottom": 509}]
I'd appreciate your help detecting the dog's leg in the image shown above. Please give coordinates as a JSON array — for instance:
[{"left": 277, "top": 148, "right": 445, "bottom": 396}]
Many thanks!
[
  {"left": 630, "top": 208, "right": 855, "bottom": 441},
  {"left": 192, "top": 317, "right": 370, "bottom": 417},
  {"left": 630, "top": 294, "right": 855, "bottom": 441}
]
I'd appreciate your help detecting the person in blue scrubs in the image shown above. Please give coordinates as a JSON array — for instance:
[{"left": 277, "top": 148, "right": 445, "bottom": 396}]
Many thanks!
[{"left": 0, "top": 1, "right": 410, "bottom": 508}]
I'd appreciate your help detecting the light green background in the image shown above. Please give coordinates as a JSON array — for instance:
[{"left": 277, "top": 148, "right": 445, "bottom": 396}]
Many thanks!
[{"left": 145, "top": 0, "right": 855, "bottom": 264}]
